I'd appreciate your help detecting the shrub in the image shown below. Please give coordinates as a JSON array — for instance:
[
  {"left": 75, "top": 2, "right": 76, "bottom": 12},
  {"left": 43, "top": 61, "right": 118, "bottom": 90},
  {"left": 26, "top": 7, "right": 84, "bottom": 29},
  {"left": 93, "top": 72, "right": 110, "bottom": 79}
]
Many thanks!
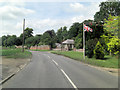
[
  {"left": 86, "top": 38, "right": 98, "bottom": 58},
  {"left": 94, "top": 41, "right": 105, "bottom": 59}
]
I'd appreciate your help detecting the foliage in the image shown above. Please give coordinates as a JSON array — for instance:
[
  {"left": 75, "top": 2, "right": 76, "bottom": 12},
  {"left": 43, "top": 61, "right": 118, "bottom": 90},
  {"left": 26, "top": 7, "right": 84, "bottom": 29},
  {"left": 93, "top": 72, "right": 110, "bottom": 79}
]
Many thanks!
[
  {"left": 104, "top": 15, "right": 118, "bottom": 36},
  {"left": 41, "top": 30, "right": 57, "bottom": 48},
  {"left": 56, "top": 26, "right": 68, "bottom": 43},
  {"left": 94, "top": 1, "right": 120, "bottom": 22},
  {"left": 75, "top": 34, "right": 83, "bottom": 49},
  {"left": 94, "top": 41, "right": 105, "bottom": 59},
  {"left": 107, "top": 36, "right": 120, "bottom": 55},
  {"left": 20, "top": 27, "right": 33, "bottom": 40},
  {"left": 86, "top": 38, "right": 98, "bottom": 58},
  {"left": 68, "top": 22, "right": 81, "bottom": 39}
]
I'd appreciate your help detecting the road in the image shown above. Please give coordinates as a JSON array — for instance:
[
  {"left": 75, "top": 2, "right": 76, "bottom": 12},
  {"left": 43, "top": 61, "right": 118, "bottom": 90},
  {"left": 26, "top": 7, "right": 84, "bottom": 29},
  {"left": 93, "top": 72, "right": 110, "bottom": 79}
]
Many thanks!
[{"left": 2, "top": 51, "right": 118, "bottom": 88}]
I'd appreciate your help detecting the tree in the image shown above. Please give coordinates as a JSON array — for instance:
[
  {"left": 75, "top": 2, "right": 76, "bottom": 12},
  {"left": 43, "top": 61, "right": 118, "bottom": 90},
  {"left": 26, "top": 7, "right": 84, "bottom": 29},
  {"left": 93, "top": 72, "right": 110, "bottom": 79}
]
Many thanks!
[
  {"left": 68, "top": 22, "right": 80, "bottom": 39},
  {"left": 56, "top": 26, "right": 68, "bottom": 43},
  {"left": 20, "top": 27, "right": 33, "bottom": 40},
  {"left": 94, "top": 41, "right": 105, "bottom": 59},
  {"left": 94, "top": 1, "right": 120, "bottom": 22},
  {"left": 56, "top": 27, "right": 63, "bottom": 43},
  {"left": 6, "top": 35, "right": 17, "bottom": 47},
  {"left": 104, "top": 15, "right": 118, "bottom": 36},
  {"left": 62, "top": 26, "right": 68, "bottom": 41},
  {"left": 86, "top": 38, "right": 98, "bottom": 58},
  {"left": 25, "top": 36, "right": 35, "bottom": 48},
  {"left": 75, "top": 34, "right": 83, "bottom": 49},
  {"left": 41, "top": 30, "right": 57, "bottom": 48},
  {"left": 107, "top": 36, "right": 120, "bottom": 55}
]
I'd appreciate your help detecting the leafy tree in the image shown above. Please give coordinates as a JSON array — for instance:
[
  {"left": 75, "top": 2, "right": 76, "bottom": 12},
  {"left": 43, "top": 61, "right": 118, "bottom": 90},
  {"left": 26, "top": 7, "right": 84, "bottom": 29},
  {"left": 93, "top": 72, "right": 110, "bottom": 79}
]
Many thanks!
[
  {"left": 56, "top": 27, "right": 63, "bottom": 43},
  {"left": 104, "top": 15, "right": 118, "bottom": 36},
  {"left": 6, "top": 35, "right": 17, "bottom": 47},
  {"left": 56, "top": 26, "right": 68, "bottom": 43},
  {"left": 25, "top": 36, "right": 35, "bottom": 48},
  {"left": 94, "top": 1, "right": 120, "bottom": 22},
  {"left": 20, "top": 27, "right": 33, "bottom": 40},
  {"left": 41, "top": 30, "right": 57, "bottom": 48},
  {"left": 2, "top": 35, "right": 7, "bottom": 46},
  {"left": 75, "top": 34, "right": 83, "bottom": 49},
  {"left": 68, "top": 22, "right": 80, "bottom": 39},
  {"left": 94, "top": 41, "right": 105, "bottom": 59},
  {"left": 86, "top": 38, "right": 98, "bottom": 58},
  {"left": 62, "top": 26, "right": 68, "bottom": 41},
  {"left": 107, "top": 36, "right": 120, "bottom": 55}
]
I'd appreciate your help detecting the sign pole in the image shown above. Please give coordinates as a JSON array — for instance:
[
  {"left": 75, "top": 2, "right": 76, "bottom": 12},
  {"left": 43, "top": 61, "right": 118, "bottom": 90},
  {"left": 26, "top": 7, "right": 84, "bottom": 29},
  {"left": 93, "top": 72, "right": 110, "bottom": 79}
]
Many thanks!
[{"left": 83, "top": 23, "right": 85, "bottom": 59}]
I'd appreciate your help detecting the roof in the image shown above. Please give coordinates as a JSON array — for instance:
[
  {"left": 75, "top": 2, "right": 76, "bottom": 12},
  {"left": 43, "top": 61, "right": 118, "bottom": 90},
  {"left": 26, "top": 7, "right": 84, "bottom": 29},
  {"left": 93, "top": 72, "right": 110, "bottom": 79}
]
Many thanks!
[{"left": 62, "top": 39, "right": 74, "bottom": 44}]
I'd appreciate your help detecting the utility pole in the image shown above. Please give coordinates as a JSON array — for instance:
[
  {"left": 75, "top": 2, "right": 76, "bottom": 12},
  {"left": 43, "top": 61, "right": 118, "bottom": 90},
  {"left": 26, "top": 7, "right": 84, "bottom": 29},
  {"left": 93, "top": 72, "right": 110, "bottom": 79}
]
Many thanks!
[
  {"left": 22, "top": 19, "right": 25, "bottom": 52},
  {"left": 83, "top": 23, "right": 85, "bottom": 59}
]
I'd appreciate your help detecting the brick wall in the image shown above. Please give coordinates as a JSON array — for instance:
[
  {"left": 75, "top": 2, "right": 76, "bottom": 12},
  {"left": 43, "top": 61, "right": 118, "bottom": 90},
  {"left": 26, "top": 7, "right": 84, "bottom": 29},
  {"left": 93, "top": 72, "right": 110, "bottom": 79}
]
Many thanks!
[{"left": 30, "top": 45, "right": 50, "bottom": 50}]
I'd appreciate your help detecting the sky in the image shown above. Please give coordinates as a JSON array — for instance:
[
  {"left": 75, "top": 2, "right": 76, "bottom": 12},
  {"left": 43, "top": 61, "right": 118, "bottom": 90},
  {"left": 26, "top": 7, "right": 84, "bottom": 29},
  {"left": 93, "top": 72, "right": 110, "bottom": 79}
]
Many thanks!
[{"left": 0, "top": 0, "right": 106, "bottom": 37}]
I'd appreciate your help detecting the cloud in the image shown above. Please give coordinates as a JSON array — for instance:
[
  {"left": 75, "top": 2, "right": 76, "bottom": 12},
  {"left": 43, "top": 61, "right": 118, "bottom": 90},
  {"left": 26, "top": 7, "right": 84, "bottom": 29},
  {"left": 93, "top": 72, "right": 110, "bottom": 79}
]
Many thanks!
[
  {"left": 69, "top": 2, "right": 100, "bottom": 19},
  {"left": 24, "top": 15, "right": 87, "bottom": 35},
  {"left": 70, "top": 3, "right": 84, "bottom": 10},
  {"left": 0, "top": 5, "right": 35, "bottom": 20}
]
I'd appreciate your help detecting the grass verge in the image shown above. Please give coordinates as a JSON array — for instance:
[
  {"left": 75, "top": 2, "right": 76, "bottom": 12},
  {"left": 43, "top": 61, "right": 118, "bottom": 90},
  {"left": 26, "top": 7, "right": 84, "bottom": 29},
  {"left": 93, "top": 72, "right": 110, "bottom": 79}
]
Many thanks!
[
  {"left": 1, "top": 48, "right": 32, "bottom": 59},
  {"left": 51, "top": 51, "right": 118, "bottom": 68}
]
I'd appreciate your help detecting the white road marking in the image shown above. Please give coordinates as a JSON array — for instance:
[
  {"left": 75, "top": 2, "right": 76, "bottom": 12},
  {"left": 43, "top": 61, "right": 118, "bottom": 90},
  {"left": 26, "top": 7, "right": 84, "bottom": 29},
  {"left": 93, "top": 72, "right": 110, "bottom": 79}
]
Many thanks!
[
  {"left": 47, "top": 56, "right": 51, "bottom": 58},
  {"left": 52, "top": 59, "right": 58, "bottom": 66},
  {"left": 60, "top": 69, "right": 78, "bottom": 90}
]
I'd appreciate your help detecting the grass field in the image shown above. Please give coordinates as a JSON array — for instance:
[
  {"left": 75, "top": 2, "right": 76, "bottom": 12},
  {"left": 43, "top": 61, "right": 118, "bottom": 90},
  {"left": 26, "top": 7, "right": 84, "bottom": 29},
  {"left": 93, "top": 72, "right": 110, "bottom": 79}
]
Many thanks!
[
  {"left": 51, "top": 51, "right": 118, "bottom": 68},
  {"left": 1, "top": 48, "right": 32, "bottom": 59}
]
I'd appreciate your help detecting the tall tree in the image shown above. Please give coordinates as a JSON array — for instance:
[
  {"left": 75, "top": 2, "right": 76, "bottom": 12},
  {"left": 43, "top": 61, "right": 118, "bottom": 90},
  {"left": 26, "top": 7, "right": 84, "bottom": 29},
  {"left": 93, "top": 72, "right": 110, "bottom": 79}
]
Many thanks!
[
  {"left": 41, "top": 30, "right": 57, "bottom": 48},
  {"left": 56, "top": 27, "right": 63, "bottom": 43},
  {"left": 94, "top": 0, "right": 120, "bottom": 22},
  {"left": 20, "top": 27, "right": 33, "bottom": 40},
  {"left": 68, "top": 22, "right": 80, "bottom": 39}
]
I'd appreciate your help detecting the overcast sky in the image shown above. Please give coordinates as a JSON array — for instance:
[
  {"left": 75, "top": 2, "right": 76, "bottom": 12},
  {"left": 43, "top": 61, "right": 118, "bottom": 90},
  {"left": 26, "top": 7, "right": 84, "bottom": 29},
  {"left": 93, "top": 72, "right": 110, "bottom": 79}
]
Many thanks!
[{"left": 0, "top": 0, "right": 106, "bottom": 37}]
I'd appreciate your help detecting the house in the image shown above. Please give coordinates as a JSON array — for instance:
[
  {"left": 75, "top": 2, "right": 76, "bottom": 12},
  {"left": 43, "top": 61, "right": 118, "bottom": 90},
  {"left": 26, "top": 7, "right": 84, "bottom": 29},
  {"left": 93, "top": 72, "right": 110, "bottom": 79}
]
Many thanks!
[{"left": 62, "top": 39, "right": 74, "bottom": 51}]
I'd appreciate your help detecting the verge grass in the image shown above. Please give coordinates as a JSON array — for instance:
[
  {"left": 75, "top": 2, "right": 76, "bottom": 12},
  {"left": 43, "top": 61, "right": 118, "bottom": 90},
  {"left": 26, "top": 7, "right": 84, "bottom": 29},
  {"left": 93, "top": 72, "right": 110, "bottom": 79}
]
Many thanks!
[
  {"left": 1, "top": 48, "right": 32, "bottom": 59},
  {"left": 51, "top": 51, "right": 118, "bottom": 68}
]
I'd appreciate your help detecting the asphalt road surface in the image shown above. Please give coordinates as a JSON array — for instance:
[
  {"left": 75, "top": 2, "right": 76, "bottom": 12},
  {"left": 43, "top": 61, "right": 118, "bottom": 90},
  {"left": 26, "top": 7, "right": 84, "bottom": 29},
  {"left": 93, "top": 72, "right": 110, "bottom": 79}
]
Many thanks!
[{"left": 2, "top": 51, "right": 118, "bottom": 88}]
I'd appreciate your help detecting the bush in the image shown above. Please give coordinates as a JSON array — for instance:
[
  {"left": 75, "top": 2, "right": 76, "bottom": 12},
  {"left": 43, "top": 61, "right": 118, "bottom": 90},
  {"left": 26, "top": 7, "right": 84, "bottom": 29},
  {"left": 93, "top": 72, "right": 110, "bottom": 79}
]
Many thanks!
[
  {"left": 94, "top": 41, "right": 105, "bottom": 59},
  {"left": 86, "top": 38, "right": 98, "bottom": 58}
]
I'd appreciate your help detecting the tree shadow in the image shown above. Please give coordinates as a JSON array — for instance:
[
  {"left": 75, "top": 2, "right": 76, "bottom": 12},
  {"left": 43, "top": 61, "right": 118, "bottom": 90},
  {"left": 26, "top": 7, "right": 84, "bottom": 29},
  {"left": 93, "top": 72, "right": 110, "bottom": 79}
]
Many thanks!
[{"left": 100, "top": 57, "right": 110, "bottom": 60}]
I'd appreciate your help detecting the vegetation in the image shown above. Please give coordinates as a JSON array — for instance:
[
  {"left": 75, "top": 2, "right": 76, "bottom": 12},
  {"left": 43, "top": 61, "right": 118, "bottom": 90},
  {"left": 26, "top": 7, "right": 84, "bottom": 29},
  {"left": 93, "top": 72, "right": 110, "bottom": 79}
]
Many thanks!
[
  {"left": 51, "top": 51, "right": 118, "bottom": 68},
  {"left": 94, "top": 41, "right": 105, "bottom": 59},
  {"left": 0, "top": 0, "right": 119, "bottom": 67},
  {"left": 1, "top": 48, "right": 32, "bottom": 59}
]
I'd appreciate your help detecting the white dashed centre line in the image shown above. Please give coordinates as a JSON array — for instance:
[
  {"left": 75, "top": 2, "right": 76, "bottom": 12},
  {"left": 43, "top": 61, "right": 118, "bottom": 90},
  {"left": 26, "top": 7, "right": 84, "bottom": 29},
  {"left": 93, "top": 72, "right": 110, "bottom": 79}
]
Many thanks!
[
  {"left": 60, "top": 69, "right": 78, "bottom": 90},
  {"left": 47, "top": 56, "right": 51, "bottom": 58},
  {"left": 52, "top": 59, "right": 58, "bottom": 66}
]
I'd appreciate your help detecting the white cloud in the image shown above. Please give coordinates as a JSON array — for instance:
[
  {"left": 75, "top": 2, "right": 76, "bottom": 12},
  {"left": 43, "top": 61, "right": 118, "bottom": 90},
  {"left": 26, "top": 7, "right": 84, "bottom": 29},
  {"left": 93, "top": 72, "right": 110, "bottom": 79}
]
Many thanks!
[
  {"left": 0, "top": 1, "right": 35, "bottom": 36},
  {"left": 0, "top": 5, "right": 35, "bottom": 20},
  {"left": 69, "top": 2, "right": 100, "bottom": 19},
  {"left": 70, "top": 3, "right": 84, "bottom": 9},
  {"left": 24, "top": 15, "right": 87, "bottom": 36}
]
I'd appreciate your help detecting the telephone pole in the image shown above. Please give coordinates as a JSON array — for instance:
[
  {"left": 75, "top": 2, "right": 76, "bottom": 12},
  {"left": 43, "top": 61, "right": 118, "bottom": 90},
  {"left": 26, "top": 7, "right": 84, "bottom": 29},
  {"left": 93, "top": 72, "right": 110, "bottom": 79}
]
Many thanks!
[{"left": 22, "top": 19, "right": 25, "bottom": 52}]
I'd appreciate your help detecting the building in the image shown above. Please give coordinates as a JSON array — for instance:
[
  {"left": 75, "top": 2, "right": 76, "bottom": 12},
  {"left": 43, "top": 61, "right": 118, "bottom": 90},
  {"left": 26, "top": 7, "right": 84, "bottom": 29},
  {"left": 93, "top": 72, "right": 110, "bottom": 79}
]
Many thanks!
[{"left": 62, "top": 39, "right": 74, "bottom": 51}]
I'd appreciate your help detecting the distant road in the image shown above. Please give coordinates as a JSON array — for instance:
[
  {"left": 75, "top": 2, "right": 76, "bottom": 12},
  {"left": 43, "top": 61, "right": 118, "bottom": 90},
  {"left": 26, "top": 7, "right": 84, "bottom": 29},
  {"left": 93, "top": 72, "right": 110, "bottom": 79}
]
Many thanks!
[{"left": 3, "top": 51, "right": 118, "bottom": 88}]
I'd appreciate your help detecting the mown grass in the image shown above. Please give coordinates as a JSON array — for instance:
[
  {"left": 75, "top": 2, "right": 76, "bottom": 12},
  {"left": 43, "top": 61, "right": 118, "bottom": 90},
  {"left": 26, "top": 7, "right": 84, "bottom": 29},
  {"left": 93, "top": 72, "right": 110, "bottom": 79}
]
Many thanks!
[
  {"left": 51, "top": 51, "right": 118, "bottom": 68},
  {"left": 1, "top": 48, "right": 32, "bottom": 59}
]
